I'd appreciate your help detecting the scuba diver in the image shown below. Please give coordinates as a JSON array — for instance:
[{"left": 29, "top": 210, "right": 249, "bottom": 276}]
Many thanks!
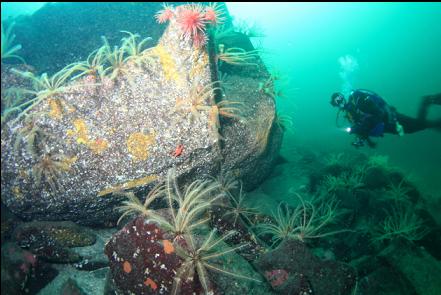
[{"left": 330, "top": 89, "right": 441, "bottom": 148}]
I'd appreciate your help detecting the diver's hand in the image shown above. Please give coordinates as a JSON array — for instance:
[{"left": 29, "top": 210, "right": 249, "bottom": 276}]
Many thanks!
[{"left": 351, "top": 137, "right": 365, "bottom": 148}]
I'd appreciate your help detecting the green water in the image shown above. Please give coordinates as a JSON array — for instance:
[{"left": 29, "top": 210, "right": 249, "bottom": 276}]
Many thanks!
[
  {"left": 228, "top": 2, "right": 441, "bottom": 195},
  {"left": 1, "top": 2, "right": 46, "bottom": 20}
]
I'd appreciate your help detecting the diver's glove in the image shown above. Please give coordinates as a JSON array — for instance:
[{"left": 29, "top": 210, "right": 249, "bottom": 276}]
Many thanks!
[
  {"left": 352, "top": 137, "right": 377, "bottom": 148},
  {"left": 351, "top": 137, "right": 365, "bottom": 148},
  {"left": 396, "top": 122, "right": 404, "bottom": 136}
]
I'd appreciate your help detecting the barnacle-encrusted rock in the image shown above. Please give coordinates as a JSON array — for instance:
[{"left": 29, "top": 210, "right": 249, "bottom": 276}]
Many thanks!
[
  {"left": 13, "top": 221, "right": 96, "bottom": 248},
  {"left": 105, "top": 215, "right": 269, "bottom": 295},
  {"left": 104, "top": 217, "right": 199, "bottom": 295},
  {"left": 12, "top": 221, "right": 96, "bottom": 263},
  {"left": 1, "top": 3, "right": 282, "bottom": 225}
]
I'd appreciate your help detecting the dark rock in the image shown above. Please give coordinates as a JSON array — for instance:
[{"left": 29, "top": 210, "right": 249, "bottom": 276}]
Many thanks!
[
  {"left": 1, "top": 63, "right": 34, "bottom": 91},
  {"left": 274, "top": 155, "right": 289, "bottom": 166},
  {"left": 356, "top": 266, "right": 417, "bottom": 295},
  {"left": 363, "top": 166, "right": 390, "bottom": 189},
  {"left": 209, "top": 202, "right": 265, "bottom": 261},
  {"left": 19, "top": 239, "right": 81, "bottom": 264},
  {"left": 349, "top": 255, "right": 381, "bottom": 278},
  {"left": 13, "top": 221, "right": 96, "bottom": 247},
  {"left": 60, "top": 278, "right": 87, "bottom": 295},
  {"left": 12, "top": 221, "right": 95, "bottom": 263},
  {"left": 334, "top": 188, "right": 359, "bottom": 209},
  {"left": 219, "top": 73, "right": 282, "bottom": 192},
  {"left": 1, "top": 242, "right": 37, "bottom": 294},
  {"left": 104, "top": 216, "right": 198, "bottom": 295},
  {"left": 332, "top": 231, "right": 376, "bottom": 262},
  {"left": 25, "top": 260, "right": 59, "bottom": 295},
  {"left": 1, "top": 242, "right": 59, "bottom": 295},
  {"left": 416, "top": 226, "right": 441, "bottom": 260},
  {"left": 1, "top": 63, "right": 36, "bottom": 126},
  {"left": 1, "top": 200, "right": 22, "bottom": 243},
  {"left": 378, "top": 240, "right": 441, "bottom": 295},
  {"left": 255, "top": 239, "right": 357, "bottom": 295},
  {"left": 425, "top": 193, "right": 441, "bottom": 226},
  {"left": 105, "top": 215, "right": 267, "bottom": 295}
]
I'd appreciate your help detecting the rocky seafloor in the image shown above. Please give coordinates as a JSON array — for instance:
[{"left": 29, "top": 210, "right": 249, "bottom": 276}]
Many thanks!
[
  {"left": 3, "top": 145, "right": 441, "bottom": 295},
  {"left": 2, "top": 2, "right": 441, "bottom": 295}
]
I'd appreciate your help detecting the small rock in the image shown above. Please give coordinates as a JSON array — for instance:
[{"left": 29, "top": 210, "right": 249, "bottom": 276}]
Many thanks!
[
  {"left": 255, "top": 239, "right": 356, "bottom": 295},
  {"left": 1, "top": 242, "right": 58, "bottom": 295},
  {"left": 104, "top": 216, "right": 196, "bottom": 295},
  {"left": 13, "top": 221, "right": 95, "bottom": 263},
  {"left": 379, "top": 240, "right": 441, "bottom": 295},
  {"left": 60, "top": 278, "right": 87, "bottom": 295},
  {"left": 13, "top": 221, "right": 96, "bottom": 248}
]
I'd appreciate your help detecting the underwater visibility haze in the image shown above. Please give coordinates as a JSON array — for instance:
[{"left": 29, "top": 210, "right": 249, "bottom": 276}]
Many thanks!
[{"left": 1, "top": 2, "right": 441, "bottom": 295}]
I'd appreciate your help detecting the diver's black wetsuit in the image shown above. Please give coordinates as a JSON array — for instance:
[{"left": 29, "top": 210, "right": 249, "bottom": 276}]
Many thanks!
[
  {"left": 344, "top": 90, "right": 441, "bottom": 139},
  {"left": 343, "top": 89, "right": 396, "bottom": 139}
]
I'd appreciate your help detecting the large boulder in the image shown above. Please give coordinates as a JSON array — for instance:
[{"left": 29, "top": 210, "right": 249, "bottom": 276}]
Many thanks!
[{"left": 1, "top": 3, "right": 282, "bottom": 225}]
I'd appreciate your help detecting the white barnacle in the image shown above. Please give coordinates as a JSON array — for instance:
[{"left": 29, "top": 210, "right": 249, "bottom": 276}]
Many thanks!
[
  {"left": 160, "top": 264, "right": 166, "bottom": 270},
  {"left": 160, "top": 284, "right": 168, "bottom": 292},
  {"left": 155, "top": 253, "right": 160, "bottom": 258}
]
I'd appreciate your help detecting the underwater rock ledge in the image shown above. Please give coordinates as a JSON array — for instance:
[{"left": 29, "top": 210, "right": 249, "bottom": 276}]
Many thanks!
[{"left": 1, "top": 3, "right": 282, "bottom": 225}]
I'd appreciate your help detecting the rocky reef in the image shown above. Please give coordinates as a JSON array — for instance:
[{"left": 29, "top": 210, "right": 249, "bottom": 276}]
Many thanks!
[
  {"left": 1, "top": 2, "right": 282, "bottom": 225},
  {"left": 3, "top": 3, "right": 439, "bottom": 295}
]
